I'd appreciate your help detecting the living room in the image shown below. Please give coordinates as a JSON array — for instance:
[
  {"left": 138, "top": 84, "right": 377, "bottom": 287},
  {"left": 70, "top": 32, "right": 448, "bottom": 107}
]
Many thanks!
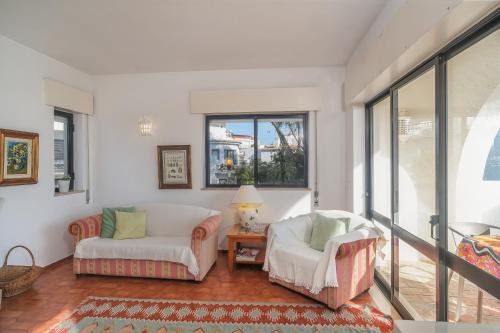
[{"left": 0, "top": 1, "right": 499, "bottom": 332}]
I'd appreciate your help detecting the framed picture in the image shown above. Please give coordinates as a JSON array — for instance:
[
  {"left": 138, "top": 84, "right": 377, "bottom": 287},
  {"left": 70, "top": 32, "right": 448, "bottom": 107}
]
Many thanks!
[
  {"left": 0, "top": 129, "right": 39, "bottom": 186},
  {"left": 157, "top": 145, "right": 192, "bottom": 189}
]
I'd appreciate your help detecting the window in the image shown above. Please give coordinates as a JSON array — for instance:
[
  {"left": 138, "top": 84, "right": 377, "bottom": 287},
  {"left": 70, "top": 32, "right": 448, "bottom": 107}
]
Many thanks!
[
  {"left": 365, "top": 12, "right": 500, "bottom": 323},
  {"left": 206, "top": 114, "right": 308, "bottom": 187},
  {"left": 372, "top": 97, "right": 391, "bottom": 217},
  {"left": 211, "top": 149, "right": 220, "bottom": 162},
  {"left": 54, "top": 110, "right": 74, "bottom": 190}
]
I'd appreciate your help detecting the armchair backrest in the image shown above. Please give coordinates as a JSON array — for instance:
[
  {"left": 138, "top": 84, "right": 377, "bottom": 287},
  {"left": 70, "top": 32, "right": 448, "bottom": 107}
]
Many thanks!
[
  {"left": 134, "top": 202, "right": 219, "bottom": 237},
  {"left": 311, "top": 210, "right": 371, "bottom": 232}
]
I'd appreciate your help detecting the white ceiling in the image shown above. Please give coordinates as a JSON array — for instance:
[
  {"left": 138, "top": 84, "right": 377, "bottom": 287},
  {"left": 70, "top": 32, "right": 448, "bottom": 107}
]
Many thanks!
[{"left": 0, "top": 0, "right": 388, "bottom": 75}]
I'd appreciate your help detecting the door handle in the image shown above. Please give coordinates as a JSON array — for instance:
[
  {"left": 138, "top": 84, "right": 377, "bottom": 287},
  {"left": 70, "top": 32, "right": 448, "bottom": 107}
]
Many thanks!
[{"left": 429, "top": 215, "right": 439, "bottom": 240}]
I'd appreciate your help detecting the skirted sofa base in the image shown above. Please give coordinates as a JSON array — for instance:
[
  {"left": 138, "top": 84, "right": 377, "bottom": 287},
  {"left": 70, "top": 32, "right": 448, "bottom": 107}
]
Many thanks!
[
  {"left": 73, "top": 258, "right": 195, "bottom": 280},
  {"left": 270, "top": 238, "right": 377, "bottom": 309},
  {"left": 69, "top": 210, "right": 222, "bottom": 282}
]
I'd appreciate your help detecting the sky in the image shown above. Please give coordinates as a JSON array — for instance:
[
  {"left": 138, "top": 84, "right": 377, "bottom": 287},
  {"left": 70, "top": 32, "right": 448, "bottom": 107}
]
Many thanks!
[{"left": 226, "top": 121, "right": 298, "bottom": 145}]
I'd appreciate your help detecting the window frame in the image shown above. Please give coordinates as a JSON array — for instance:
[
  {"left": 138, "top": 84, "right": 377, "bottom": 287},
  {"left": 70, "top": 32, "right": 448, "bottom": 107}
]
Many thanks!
[
  {"left": 205, "top": 113, "right": 309, "bottom": 188},
  {"left": 364, "top": 8, "right": 500, "bottom": 321},
  {"left": 54, "top": 109, "right": 75, "bottom": 191}
]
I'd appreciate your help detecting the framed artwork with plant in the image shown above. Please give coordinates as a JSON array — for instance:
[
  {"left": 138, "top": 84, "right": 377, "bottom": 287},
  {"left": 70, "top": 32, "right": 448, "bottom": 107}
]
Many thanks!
[
  {"left": 0, "top": 129, "right": 39, "bottom": 186},
  {"left": 157, "top": 145, "right": 192, "bottom": 189}
]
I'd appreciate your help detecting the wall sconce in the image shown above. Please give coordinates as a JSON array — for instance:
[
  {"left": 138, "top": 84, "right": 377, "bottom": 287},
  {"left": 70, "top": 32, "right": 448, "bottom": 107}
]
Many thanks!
[{"left": 138, "top": 116, "right": 153, "bottom": 136}]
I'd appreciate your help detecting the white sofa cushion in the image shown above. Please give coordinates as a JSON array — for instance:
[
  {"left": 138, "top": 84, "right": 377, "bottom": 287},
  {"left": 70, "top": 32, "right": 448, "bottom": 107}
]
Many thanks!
[
  {"left": 134, "top": 203, "right": 218, "bottom": 237},
  {"left": 269, "top": 242, "right": 322, "bottom": 288},
  {"left": 74, "top": 236, "right": 199, "bottom": 275}
]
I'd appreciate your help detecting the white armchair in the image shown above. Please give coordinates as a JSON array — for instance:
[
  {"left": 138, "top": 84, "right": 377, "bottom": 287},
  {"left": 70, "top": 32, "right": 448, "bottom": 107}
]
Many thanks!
[{"left": 264, "top": 210, "right": 380, "bottom": 309}]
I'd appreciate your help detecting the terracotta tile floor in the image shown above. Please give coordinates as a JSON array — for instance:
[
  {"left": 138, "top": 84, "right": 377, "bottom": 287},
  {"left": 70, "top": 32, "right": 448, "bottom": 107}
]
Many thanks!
[
  {"left": 0, "top": 252, "right": 400, "bottom": 333},
  {"left": 379, "top": 261, "right": 500, "bottom": 324}
]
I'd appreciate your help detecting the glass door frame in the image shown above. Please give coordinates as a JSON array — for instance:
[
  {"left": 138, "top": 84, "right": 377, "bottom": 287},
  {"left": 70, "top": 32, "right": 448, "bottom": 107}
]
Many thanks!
[{"left": 365, "top": 8, "right": 500, "bottom": 322}]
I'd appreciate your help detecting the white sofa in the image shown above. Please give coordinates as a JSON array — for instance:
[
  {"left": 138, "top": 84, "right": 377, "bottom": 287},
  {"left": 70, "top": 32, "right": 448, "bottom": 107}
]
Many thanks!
[{"left": 69, "top": 203, "right": 222, "bottom": 281}]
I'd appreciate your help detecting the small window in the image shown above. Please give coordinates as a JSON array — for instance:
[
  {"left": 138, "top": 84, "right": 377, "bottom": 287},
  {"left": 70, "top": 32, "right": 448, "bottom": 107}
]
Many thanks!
[
  {"left": 54, "top": 110, "right": 74, "bottom": 191},
  {"left": 211, "top": 149, "right": 220, "bottom": 162},
  {"left": 206, "top": 113, "right": 308, "bottom": 187}
]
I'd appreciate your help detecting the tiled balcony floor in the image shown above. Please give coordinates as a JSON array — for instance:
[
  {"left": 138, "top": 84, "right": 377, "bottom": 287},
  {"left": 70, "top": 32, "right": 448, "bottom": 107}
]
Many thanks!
[{"left": 378, "top": 260, "right": 500, "bottom": 324}]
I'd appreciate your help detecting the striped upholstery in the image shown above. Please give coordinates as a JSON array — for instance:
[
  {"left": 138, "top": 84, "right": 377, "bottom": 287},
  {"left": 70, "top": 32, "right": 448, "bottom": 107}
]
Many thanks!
[
  {"left": 73, "top": 258, "right": 195, "bottom": 280},
  {"left": 68, "top": 214, "right": 102, "bottom": 249},
  {"left": 69, "top": 213, "right": 222, "bottom": 281},
  {"left": 270, "top": 238, "right": 377, "bottom": 309}
]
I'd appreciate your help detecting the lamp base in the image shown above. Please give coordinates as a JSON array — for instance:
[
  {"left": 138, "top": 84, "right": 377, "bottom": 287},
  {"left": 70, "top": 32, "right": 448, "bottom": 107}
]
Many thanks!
[{"left": 238, "top": 206, "right": 259, "bottom": 229}]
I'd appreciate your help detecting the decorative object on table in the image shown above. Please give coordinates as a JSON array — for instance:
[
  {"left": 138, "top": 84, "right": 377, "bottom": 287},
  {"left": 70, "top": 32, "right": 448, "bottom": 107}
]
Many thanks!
[
  {"left": 46, "top": 296, "right": 394, "bottom": 333},
  {"left": 0, "top": 245, "right": 42, "bottom": 297},
  {"left": 57, "top": 175, "right": 71, "bottom": 193},
  {"left": 0, "top": 129, "right": 39, "bottom": 186},
  {"left": 235, "top": 247, "right": 260, "bottom": 262},
  {"left": 138, "top": 116, "right": 153, "bottom": 136},
  {"left": 231, "top": 185, "right": 263, "bottom": 229},
  {"left": 157, "top": 145, "right": 192, "bottom": 189},
  {"left": 226, "top": 224, "right": 267, "bottom": 272}
]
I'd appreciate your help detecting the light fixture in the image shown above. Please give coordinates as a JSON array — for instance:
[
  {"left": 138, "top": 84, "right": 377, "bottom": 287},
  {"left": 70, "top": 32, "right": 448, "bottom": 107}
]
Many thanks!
[
  {"left": 231, "top": 185, "right": 263, "bottom": 229},
  {"left": 138, "top": 116, "right": 153, "bottom": 136}
]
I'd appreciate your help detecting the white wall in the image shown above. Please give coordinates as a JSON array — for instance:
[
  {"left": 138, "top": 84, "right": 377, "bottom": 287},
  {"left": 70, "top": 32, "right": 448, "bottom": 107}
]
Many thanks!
[
  {"left": 92, "top": 67, "right": 346, "bottom": 245},
  {"left": 0, "top": 35, "right": 94, "bottom": 266},
  {"left": 345, "top": 0, "right": 498, "bottom": 105}
]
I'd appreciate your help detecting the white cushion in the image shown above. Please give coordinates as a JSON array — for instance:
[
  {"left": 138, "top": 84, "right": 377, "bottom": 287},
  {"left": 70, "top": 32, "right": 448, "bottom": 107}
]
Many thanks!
[
  {"left": 74, "top": 236, "right": 199, "bottom": 275},
  {"left": 134, "top": 203, "right": 218, "bottom": 237},
  {"left": 269, "top": 242, "right": 322, "bottom": 281}
]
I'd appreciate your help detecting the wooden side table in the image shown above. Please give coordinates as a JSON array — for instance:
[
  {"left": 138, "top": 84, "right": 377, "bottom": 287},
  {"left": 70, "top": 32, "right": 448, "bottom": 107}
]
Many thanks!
[{"left": 226, "top": 224, "right": 267, "bottom": 272}]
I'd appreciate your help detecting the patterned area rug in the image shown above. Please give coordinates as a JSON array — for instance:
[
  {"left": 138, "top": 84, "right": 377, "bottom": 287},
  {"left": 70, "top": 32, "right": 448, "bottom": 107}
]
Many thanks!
[{"left": 47, "top": 296, "right": 393, "bottom": 333}]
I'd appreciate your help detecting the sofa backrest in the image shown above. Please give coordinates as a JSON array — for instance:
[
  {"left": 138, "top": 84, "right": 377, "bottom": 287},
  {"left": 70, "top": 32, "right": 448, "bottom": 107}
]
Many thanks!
[{"left": 134, "top": 202, "right": 219, "bottom": 237}]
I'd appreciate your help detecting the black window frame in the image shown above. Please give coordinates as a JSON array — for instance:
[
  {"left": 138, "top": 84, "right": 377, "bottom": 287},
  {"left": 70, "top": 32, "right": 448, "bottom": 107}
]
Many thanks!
[
  {"left": 364, "top": 8, "right": 500, "bottom": 322},
  {"left": 205, "top": 113, "right": 309, "bottom": 188},
  {"left": 54, "top": 109, "right": 75, "bottom": 191}
]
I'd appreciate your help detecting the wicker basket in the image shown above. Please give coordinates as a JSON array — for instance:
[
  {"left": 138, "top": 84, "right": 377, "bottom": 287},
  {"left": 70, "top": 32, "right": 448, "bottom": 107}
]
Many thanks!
[{"left": 0, "top": 245, "right": 42, "bottom": 297}]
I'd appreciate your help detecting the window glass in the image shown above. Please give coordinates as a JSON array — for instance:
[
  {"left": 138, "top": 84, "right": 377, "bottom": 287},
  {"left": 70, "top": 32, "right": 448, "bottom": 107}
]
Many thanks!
[
  {"left": 396, "top": 238, "right": 436, "bottom": 321},
  {"left": 374, "top": 221, "right": 391, "bottom": 285},
  {"left": 447, "top": 30, "right": 500, "bottom": 267},
  {"left": 54, "top": 115, "right": 69, "bottom": 179},
  {"left": 396, "top": 68, "right": 436, "bottom": 244},
  {"left": 257, "top": 117, "right": 306, "bottom": 186},
  {"left": 448, "top": 267, "right": 500, "bottom": 324},
  {"left": 372, "top": 97, "right": 391, "bottom": 217},
  {"left": 208, "top": 118, "right": 254, "bottom": 185},
  {"left": 207, "top": 115, "right": 308, "bottom": 187}
]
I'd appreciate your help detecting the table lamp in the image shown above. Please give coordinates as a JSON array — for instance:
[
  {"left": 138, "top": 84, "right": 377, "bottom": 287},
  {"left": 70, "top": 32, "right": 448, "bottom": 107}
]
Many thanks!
[{"left": 232, "top": 185, "right": 263, "bottom": 229}]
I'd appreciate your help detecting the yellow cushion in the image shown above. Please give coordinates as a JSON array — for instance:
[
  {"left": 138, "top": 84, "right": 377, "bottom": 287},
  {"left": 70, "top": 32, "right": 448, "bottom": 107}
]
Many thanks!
[{"left": 113, "top": 211, "right": 147, "bottom": 240}]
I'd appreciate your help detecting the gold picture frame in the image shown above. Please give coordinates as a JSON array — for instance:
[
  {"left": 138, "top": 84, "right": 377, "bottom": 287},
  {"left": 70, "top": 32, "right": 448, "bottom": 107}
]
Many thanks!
[{"left": 0, "top": 129, "right": 39, "bottom": 186}]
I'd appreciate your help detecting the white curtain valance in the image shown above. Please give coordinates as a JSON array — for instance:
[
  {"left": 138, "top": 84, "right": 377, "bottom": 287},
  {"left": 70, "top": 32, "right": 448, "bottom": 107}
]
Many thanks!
[
  {"left": 190, "top": 87, "right": 321, "bottom": 114},
  {"left": 43, "top": 79, "right": 94, "bottom": 115}
]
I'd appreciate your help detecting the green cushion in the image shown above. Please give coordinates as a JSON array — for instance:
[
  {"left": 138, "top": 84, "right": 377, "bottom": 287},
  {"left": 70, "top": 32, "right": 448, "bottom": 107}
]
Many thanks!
[
  {"left": 310, "top": 215, "right": 350, "bottom": 251},
  {"left": 100, "top": 207, "right": 136, "bottom": 238},
  {"left": 113, "top": 211, "right": 147, "bottom": 240}
]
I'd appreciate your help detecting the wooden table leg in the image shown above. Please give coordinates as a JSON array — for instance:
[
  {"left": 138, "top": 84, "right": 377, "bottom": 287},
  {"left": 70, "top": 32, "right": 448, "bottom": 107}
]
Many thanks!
[{"left": 228, "top": 239, "right": 235, "bottom": 272}]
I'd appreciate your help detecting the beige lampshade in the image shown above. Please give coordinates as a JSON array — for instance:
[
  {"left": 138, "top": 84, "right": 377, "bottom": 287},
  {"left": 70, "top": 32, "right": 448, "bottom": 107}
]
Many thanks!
[{"left": 232, "top": 185, "right": 263, "bottom": 206}]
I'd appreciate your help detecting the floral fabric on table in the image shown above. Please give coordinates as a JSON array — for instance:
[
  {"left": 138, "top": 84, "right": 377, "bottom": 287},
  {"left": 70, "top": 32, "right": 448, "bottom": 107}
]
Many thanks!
[{"left": 457, "top": 235, "right": 500, "bottom": 279}]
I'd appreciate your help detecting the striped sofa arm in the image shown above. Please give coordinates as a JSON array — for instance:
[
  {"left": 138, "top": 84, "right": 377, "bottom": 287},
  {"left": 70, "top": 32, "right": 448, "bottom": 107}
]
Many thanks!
[
  {"left": 328, "top": 238, "right": 377, "bottom": 309},
  {"left": 336, "top": 238, "right": 377, "bottom": 259},
  {"left": 191, "top": 214, "right": 222, "bottom": 281},
  {"left": 68, "top": 214, "right": 102, "bottom": 250}
]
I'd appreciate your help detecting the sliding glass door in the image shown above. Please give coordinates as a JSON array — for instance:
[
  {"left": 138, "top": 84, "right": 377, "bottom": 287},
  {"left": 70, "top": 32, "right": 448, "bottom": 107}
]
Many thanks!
[
  {"left": 365, "top": 9, "right": 500, "bottom": 323},
  {"left": 446, "top": 28, "right": 500, "bottom": 323},
  {"left": 393, "top": 66, "right": 437, "bottom": 321}
]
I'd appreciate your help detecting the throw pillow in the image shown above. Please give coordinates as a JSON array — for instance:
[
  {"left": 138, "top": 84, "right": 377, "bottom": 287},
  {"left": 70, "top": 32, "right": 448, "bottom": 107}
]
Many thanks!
[
  {"left": 100, "top": 207, "right": 136, "bottom": 238},
  {"left": 310, "top": 215, "right": 350, "bottom": 251},
  {"left": 113, "top": 211, "right": 147, "bottom": 240}
]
